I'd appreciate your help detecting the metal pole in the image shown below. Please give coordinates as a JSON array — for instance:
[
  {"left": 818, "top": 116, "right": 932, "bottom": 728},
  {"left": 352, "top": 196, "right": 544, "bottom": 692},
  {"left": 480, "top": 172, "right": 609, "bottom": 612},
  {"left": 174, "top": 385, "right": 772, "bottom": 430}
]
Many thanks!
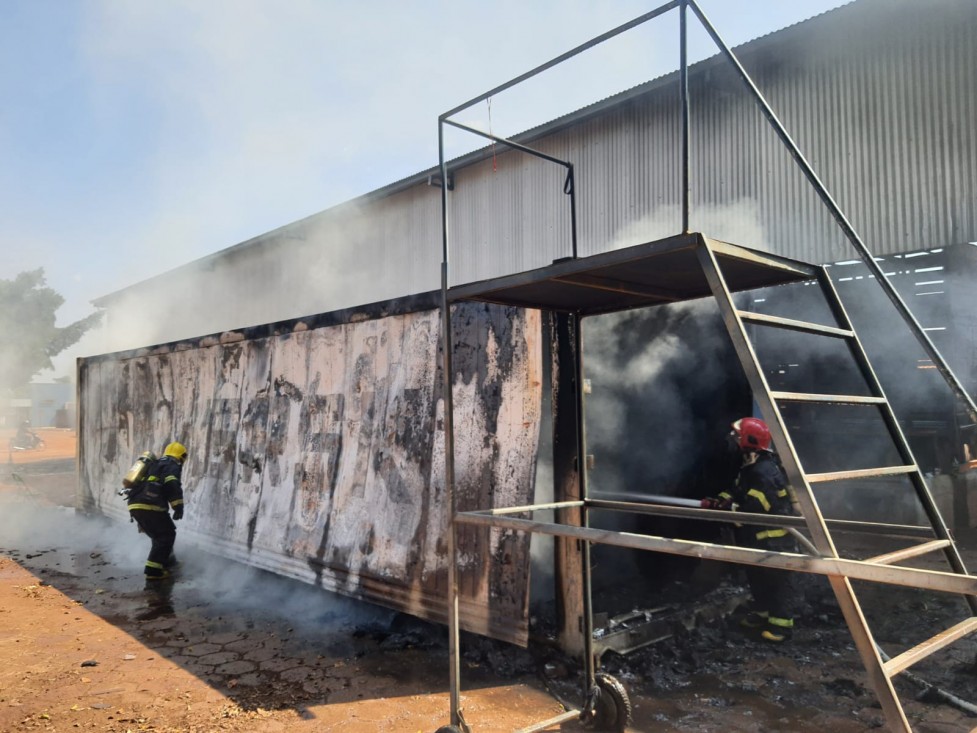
[
  {"left": 443, "top": 119, "right": 574, "bottom": 168},
  {"left": 567, "top": 165, "right": 578, "bottom": 259},
  {"left": 454, "top": 511, "right": 977, "bottom": 597},
  {"left": 679, "top": 0, "right": 690, "bottom": 233},
  {"left": 438, "top": 121, "right": 463, "bottom": 729},
  {"left": 441, "top": 1, "right": 680, "bottom": 120},
  {"left": 575, "top": 314, "right": 596, "bottom": 690},
  {"left": 687, "top": 0, "right": 977, "bottom": 425}
]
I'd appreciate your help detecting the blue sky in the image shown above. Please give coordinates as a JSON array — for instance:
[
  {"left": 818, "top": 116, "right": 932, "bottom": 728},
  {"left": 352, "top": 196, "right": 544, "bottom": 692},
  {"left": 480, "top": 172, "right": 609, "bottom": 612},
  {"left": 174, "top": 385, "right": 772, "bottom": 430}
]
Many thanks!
[{"left": 0, "top": 0, "right": 848, "bottom": 376}]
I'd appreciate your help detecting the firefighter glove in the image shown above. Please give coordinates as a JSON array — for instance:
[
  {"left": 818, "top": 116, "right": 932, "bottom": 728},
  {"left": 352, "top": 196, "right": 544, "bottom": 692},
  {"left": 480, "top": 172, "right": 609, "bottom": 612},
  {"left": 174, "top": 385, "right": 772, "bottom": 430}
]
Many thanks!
[
  {"left": 172, "top": 505, "right": 184, "bottom": 521},
  {"left": 701, "top": 497, "right": 732, "bottom": 510}
]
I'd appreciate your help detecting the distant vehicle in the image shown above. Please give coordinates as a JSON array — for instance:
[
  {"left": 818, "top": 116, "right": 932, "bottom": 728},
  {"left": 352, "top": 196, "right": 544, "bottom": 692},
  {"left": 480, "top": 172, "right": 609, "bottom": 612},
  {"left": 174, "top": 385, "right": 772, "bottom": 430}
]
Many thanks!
[{"left": 10, "top": 423, "right": 45, "bottom": 451}]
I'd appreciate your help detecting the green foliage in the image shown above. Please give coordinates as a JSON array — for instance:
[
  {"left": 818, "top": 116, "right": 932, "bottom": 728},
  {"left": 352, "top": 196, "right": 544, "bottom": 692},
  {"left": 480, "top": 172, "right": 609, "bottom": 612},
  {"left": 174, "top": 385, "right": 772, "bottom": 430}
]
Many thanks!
[{"left": 0, "top": 269, "right": 102, "bottom": 392}]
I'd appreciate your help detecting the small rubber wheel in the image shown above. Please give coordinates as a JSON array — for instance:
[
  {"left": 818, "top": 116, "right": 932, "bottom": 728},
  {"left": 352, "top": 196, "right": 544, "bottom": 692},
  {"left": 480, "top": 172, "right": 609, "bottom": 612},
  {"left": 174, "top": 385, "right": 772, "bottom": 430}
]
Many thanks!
[{"left": 592, "top": 672, "right": 632, "bottom": 732}]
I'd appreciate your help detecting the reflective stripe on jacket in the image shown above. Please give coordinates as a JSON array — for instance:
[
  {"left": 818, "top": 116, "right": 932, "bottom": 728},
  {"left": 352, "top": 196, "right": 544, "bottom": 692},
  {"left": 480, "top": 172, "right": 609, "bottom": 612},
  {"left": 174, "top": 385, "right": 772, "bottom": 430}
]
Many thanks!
[
  {"left": 127, "top": 455, "right": 184, "bottom": 513},
  {"left": 730, "top": 451, "right": 794, "bottom": 545}
]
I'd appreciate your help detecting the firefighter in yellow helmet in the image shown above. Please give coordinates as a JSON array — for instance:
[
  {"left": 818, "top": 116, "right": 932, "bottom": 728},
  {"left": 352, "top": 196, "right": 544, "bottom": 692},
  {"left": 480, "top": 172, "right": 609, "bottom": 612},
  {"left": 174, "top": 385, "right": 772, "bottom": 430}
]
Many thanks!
[{"left": 127, "top": 442, "right": 187, "bottom": 580}]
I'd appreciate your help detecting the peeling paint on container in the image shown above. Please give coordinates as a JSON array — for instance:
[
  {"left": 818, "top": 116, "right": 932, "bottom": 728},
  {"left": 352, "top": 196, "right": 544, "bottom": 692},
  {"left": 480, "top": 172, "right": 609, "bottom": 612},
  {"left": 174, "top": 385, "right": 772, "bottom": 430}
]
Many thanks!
[{"left": 77, "top": 296, "right": 541, "bottom": 645}]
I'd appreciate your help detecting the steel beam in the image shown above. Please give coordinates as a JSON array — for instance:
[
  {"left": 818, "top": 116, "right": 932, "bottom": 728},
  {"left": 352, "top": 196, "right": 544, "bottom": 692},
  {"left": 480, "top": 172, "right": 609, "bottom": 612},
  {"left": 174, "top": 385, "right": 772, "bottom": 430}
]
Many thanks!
[{"left": 454, "top": 510, "right": 977, "bottom": 596}]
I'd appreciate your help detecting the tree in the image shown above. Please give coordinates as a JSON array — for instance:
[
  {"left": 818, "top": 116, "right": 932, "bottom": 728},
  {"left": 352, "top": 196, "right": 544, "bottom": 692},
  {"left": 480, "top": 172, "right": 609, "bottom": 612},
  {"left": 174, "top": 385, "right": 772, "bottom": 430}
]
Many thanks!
[{"left": 0, "top": 269, "right": 102, "bottom": 393}]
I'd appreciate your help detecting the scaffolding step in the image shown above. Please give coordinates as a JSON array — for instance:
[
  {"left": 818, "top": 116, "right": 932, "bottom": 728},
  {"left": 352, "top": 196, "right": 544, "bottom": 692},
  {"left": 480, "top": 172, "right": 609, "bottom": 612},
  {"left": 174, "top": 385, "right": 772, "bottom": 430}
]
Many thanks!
[
  {"left": 735, "top": 310, "right": 854, "bottom": 338},
  {"left": 770, "top": 391, "right": 887, "bottom": 405},
  {"left": 806, "top": 465, "right": 918, "bottom": 483},
  {"left": 865, "top": 539, "right": 952, "bottom": 566},
  {"left": 883, "top": 617, "right": 977, "bottom": 677}
]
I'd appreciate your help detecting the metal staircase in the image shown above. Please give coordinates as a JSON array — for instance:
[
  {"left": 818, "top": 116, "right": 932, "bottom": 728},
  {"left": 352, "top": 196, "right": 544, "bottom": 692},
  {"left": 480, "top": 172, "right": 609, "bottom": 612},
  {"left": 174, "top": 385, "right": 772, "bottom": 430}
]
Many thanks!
[
  {"left": 697, "top": 239, "right": 977, "bottom": 732},
  {"left": 434, "top": 0, "right": 977, "bottom": 727},
  {"left": 438, "top": 232, "right": 977, "bottom": 733}
]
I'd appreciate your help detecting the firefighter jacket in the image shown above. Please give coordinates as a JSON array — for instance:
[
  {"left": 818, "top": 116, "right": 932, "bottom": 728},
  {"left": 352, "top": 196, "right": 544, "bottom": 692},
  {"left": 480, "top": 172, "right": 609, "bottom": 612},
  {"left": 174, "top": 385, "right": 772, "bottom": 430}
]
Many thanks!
[
  {"left": 718, "top": 450, "right": 794, "bottom": 547},
  {"left": 127, "top": 456, "right": 184, "bottom": 514}
]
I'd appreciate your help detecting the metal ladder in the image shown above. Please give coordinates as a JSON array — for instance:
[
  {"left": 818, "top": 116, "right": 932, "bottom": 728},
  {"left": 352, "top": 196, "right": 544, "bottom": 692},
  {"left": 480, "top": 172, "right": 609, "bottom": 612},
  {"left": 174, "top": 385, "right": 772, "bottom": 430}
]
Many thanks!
[{"left": 696, "top": 238, "right": 977, "bottom": 732}]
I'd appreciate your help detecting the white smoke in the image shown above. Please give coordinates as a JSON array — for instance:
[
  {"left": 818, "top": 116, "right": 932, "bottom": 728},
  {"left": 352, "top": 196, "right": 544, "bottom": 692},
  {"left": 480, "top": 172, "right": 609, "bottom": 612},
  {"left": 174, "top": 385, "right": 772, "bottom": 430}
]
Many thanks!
[
  {"left": 583, "top": 299, "right": 724, "bottom": 479},
  {"left": 0, "top": 495, "right": 390, "bottom": 631},
  {"left": 0, "top": 500, "right": 144, "bottom": 574},
  {"left": 608, "top": 198, "right": 770, "bottom": 252},
  {"left": 51, "top": 195, "right": 438, "bottom": 365}
]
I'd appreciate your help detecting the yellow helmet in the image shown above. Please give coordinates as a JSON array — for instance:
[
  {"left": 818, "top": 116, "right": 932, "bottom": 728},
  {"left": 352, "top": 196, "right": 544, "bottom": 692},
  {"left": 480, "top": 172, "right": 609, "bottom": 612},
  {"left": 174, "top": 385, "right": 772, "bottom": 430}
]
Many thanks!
[{"left": 163, "top": 441, "right": 188, "bottom": 463}]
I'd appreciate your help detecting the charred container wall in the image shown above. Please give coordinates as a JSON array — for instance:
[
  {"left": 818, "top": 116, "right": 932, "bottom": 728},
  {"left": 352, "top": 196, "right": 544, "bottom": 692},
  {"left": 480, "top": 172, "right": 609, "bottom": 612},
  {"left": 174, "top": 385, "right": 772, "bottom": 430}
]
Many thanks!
[{"left": 76, "top": 293, "right": 542, "bottom": 646}]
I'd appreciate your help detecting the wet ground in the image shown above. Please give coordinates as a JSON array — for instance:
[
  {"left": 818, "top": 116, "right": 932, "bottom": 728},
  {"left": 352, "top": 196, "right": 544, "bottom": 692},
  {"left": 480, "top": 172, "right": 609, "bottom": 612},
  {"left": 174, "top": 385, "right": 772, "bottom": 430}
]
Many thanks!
[
  {"left": 545, "top": 549, "right": 977, "bottom": 733},
  {"left": 6, "top": 527, "right": 977, "bottom": 732},
  {"left": 3, "top": 443, "right": 977, "bottom": 732},
  {"left": 0, "top": 504, "right": 571, "bottom": 732}
]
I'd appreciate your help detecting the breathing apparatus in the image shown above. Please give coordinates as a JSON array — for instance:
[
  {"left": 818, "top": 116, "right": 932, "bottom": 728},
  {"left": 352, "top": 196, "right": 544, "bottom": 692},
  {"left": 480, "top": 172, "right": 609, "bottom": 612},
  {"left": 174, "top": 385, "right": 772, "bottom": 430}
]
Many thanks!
[{"left": 119, "top": 451, "right": 157, "bottom": 497}]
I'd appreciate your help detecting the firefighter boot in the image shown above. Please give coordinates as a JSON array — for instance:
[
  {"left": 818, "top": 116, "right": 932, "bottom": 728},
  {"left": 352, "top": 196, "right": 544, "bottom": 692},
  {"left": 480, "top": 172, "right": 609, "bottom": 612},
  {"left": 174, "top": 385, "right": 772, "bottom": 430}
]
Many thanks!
[
  {"left": 761, "top": 616, "right": 794, "bottom": 643},
  {"left": 144, "top": 561, "right": 171, "bottom": 581},
  {"left": 738, "top": 610, "right": 769, "bottom": 629},
  {"left": 164, "top": 554, "right": 180, "bottom": 574}
]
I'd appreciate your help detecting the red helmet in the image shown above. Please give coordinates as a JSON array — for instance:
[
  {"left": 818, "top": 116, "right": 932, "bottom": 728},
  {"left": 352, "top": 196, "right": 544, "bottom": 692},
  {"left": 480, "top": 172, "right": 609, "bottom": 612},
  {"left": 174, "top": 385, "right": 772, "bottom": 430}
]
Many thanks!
[{"left": 732, "top": 417, "right": 772, "bottom": 452}]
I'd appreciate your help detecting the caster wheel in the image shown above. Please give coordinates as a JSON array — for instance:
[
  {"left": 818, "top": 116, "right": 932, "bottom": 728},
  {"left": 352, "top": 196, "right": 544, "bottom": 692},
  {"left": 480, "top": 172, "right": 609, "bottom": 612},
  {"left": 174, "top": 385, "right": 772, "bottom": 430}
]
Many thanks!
[{"left": 592, "top": 671, "right": 632, "bottom": 732}]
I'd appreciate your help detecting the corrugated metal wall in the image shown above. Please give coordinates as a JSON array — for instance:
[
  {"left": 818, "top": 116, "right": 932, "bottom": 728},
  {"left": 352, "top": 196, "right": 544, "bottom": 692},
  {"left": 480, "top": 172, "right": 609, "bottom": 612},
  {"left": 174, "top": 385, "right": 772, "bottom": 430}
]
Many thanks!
[
  {"left": 96, "top": 1, "right": 975, "bottom": 345},
  {"left": 78, "top": 298, "right": 542, "bottom": 645},
  {"left": 101, "top": 185, "right": 445, "bottom": 347}
]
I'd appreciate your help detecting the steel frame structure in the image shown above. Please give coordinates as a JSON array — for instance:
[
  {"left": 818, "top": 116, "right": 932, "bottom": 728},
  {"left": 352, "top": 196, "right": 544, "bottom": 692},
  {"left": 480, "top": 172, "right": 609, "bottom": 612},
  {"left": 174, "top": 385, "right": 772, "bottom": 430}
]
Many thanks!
[{"left": 436, "top": 2, "right": 977, "bottom": 732}]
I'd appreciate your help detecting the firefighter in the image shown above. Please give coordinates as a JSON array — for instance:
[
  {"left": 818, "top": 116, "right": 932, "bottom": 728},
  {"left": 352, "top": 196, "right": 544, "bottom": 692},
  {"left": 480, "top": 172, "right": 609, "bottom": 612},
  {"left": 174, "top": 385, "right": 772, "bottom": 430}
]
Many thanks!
[
  {"left": 702, "top": 417, "right": 798, "bottom": 642},
  {"left": 127, "top": 442, "right": 187, "bottom": 580}
]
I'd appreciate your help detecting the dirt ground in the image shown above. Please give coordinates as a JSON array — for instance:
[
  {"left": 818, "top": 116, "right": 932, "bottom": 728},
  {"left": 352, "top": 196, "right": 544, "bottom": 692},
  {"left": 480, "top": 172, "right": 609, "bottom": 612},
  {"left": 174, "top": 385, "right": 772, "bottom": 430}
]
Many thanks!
[{"left": 2, "top": 429, "right": 977, "bottom": 732}]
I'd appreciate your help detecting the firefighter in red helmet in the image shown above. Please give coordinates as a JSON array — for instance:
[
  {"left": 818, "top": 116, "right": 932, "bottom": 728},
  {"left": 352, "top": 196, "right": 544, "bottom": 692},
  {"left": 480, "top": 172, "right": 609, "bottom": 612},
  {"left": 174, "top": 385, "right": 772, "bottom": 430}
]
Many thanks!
[{"left": 702, "top": 417, "right": 799, "bottom": 642}]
